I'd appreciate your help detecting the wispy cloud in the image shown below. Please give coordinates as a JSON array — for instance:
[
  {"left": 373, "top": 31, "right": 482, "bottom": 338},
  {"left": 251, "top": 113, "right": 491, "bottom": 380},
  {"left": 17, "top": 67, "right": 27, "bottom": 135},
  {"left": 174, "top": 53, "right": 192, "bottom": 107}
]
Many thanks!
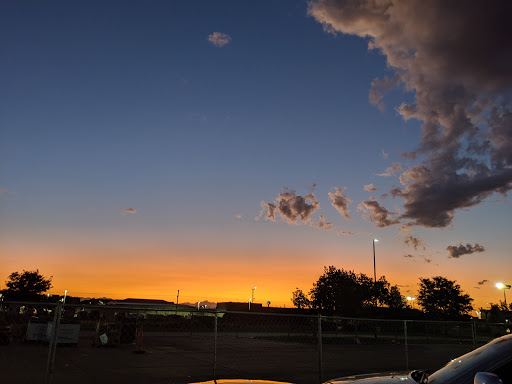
[
  {"left": 478, "top": 279, "right": 488, "bottom": 286},
  {"left": 377, "top": 162, "right": 404, "bottom": 177},
  {"left": 123, "top": 208, "right": 137, "bottom": 214},
  {"left": 369, "top": 73, "right": 401, "bottom": 112},
  {"left": 328, "top": 187, "right": 352, "bottom": 220},
  {"left": 381, "top": 150, "right": 389, "bottom": 160},
  {"left": 0, "top": 187, "right": 14, "bottom": 197},
  {"left": 358, "top": 197, "right": 399, "bottom": 227},
  {"left": 447, "top": 243, "right": 486, "bottom": 258},
  {"left": 364, "top": 183, "right": 377, "bottom": 192},
  {"left": 315, "top": 214, "right": 334, "bottom": 231},
  {"left": 208, "top": 32, "right": 231, "bottom": 47},
  {"left": 336, "top": 229, "right": 355, "bottom": 236},
  {"left": 399, "top": 225, "right": 426, "bottom": 250}
]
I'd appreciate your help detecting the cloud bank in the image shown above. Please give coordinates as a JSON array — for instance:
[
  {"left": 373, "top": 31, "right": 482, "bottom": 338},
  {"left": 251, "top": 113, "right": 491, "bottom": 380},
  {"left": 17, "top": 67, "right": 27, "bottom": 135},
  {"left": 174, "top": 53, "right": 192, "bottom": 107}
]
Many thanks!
[{"left": 309, "top": 0, "right": 512, "bottom": 228}]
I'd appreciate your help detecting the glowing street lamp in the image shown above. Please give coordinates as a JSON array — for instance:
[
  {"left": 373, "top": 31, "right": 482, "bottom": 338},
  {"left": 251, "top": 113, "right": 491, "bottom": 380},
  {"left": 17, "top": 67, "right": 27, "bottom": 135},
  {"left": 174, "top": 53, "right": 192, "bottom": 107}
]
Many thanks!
[
  {"left": 249, "top": 298, "right": 252, "bottom": 311},
  {"left": 372, "top": 239, "right": 379, "bottom": 282},
  {"left": 407, "top": 296, "right": 416, "bottom": 308},
  {"left": 496, "top": 283, "right": 511, "bottom": 305}
]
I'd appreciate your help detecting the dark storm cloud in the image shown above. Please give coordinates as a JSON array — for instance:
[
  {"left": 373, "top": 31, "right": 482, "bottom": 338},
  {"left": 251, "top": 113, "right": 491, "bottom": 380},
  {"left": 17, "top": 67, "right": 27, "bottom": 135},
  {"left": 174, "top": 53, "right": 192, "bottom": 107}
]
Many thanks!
[
  {"left": 258, "top": 188, "right": 319, "bottom": 225},
  {"left": 309, "top": 0, "right": 512, "bottom": 228},
  {"left": 358, "top": 197, "right": 399, "bottom": 227},
  {"left": 447, "top": 243, "right": 486, "bottom": 258},
  {"left": 478, "top": 279, "right": 489, "bottom": 286},
  {"left": 328, "top": 187, "right": 353, "bottom": 220}
]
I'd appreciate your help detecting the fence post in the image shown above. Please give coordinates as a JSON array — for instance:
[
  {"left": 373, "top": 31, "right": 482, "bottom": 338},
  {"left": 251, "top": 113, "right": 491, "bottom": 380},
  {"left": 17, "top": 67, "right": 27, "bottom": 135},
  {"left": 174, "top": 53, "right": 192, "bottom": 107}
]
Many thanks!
[
  {"left": 213, "top": 313, "right": 218, "bottom": 380},
  {"left": 45, "top": 301, "right": 63, "bottom": 384},
  {"left": 318, "top": 314, "right": 323, "bottom": 384},
  {"left": 404, "top": 320, "right": 409, "bottom": 371},
  {"left": 472, "top": 320, "right": 476, "bottom": 349}
]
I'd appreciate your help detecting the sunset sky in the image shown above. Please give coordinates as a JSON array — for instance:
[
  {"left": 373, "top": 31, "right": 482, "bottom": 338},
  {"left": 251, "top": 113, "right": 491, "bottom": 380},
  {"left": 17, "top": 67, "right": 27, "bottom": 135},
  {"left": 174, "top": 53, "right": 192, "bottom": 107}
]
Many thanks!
[{"left": 1, "top": 1, "right": 511, "bottom": 311}]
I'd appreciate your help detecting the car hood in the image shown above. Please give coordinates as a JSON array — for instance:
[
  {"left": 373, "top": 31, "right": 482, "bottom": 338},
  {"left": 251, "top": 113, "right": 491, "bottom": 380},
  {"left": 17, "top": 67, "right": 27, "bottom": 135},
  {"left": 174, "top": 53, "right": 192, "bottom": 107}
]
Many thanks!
[
  {"left": 189, "top": 380, "right": 294, "bottom": 384},
  {"left": 325, "top": 372, "right": 416, "bottom": 384}
]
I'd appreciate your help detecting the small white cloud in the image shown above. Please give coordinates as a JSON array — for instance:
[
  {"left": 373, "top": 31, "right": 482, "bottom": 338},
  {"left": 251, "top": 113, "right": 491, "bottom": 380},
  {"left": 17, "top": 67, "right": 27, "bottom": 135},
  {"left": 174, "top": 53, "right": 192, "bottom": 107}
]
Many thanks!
[
  {"left": 364, "top": 183, "right": 377, "bottom": 192},
  {"left": 123, "top": 208, "right": 137, "bottom": 214},
  {"left": 208, "top": 32, "right": 231, "bottom": 47},
  {"left": 381, "top": 150, "right": 389, "bottom": 160}
]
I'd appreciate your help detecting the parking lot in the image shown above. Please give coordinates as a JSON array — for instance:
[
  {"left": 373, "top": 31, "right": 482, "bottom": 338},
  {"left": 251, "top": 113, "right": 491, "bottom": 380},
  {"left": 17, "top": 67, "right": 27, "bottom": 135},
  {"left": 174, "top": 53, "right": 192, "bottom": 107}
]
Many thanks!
[{"left": 2, "top": 331, "right": 474, "bottom": 384}]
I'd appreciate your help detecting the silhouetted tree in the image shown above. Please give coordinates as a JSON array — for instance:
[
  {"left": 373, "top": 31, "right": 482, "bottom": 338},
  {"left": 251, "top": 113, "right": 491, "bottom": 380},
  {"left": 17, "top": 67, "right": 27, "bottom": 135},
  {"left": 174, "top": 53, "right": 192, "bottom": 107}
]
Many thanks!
[
  {"left": 291, "top": 288, "right": 311, "bottom": 309},
  {"left": 484, "top": 301, "right": 512, "bottom": 322},
  {"left": 309, "top": 266, "right": 405, "bottom": 316},
  {"left": 2, "top": 269, "right": 53, "bottom": 301},
  {"left": 417, "top": 276, "right": 473, "bottom": 319}
]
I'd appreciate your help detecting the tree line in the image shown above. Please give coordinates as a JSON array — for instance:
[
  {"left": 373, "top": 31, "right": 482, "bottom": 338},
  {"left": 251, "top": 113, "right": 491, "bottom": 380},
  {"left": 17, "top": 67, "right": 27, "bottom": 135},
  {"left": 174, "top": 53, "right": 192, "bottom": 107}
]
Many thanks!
[
  {"left": 291, "top": 266, "right": 488, "bottom": 320},
  {"left": 1, "top": 269, "right": 510, "bottom": 321}
]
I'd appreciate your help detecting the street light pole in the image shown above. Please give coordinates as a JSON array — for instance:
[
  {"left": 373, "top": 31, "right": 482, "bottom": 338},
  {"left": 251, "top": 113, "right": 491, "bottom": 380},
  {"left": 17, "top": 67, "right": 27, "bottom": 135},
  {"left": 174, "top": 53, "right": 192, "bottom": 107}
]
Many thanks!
[
  {"left": 496, "top": 283, "right": 511, "bottom": 305},
  {"left": 252, "top": 287, "right": 256, "bottom": 303},
  {"left": 372, "top": 239, "right": 378, "bottom": 282}
]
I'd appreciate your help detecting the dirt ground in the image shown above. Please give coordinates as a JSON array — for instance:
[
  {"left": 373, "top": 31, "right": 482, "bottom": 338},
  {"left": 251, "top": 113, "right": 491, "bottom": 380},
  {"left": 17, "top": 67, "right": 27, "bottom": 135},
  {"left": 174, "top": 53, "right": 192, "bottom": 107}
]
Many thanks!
[{"left": 0, "top": 332, "right": 474, "bottom": 384}]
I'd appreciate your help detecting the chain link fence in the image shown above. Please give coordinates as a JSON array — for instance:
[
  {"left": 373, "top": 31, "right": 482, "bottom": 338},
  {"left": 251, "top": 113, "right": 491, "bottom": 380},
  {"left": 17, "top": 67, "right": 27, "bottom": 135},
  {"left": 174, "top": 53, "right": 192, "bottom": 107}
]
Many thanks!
[{"left": 0, "top": 301, "right": 509, "bottom": 384}]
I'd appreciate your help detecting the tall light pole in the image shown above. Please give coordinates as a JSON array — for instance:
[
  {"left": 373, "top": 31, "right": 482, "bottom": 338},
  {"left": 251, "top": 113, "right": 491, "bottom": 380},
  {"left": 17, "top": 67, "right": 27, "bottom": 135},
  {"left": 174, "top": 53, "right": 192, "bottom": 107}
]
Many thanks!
[
  {"left": 252, "top": 287, "right": 257, "bottom": 303},
  {"left": 496, "top": 282, "right": 511, "bottom": 305},
  {"left": 372, "top": 239, "right": 378, "bottom": 282}
]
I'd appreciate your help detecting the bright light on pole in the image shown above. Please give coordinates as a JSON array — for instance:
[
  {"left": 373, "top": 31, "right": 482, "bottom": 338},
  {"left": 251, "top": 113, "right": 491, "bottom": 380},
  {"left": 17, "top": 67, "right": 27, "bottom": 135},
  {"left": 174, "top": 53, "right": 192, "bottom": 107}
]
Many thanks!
[
  {"left": 407, "top": 296, "right": 416, "bottom": 308},
  {"left": 372, "top": 239, "right": 379, "bottom": 282},
  {"left": 496, "top": 282, "right": 511, "bottom": 305},
  {"left": 249, "top": 298, "right": 252, "bottom": 311}
]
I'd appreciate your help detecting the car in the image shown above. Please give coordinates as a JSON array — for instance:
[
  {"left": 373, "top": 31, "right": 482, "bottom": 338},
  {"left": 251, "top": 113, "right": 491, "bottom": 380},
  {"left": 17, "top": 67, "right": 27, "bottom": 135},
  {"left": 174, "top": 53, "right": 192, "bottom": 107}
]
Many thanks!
[{"left": 325, "top": 333, "right": 512, "bottom": 384}]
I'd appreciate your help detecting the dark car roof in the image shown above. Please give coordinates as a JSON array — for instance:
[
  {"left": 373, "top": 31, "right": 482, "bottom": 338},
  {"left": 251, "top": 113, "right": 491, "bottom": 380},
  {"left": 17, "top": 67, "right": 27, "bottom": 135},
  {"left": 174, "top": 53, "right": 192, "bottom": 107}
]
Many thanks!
[{"left": 427, "top": 334, "right": 512, "bottom": 384}]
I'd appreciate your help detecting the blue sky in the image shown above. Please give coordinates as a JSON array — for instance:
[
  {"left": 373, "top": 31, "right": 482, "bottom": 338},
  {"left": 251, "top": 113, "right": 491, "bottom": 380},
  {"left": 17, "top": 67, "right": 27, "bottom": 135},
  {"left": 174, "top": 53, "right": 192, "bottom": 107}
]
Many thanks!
[{"left": 1, "top": 1, "right": 510, "bottom": 308}]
